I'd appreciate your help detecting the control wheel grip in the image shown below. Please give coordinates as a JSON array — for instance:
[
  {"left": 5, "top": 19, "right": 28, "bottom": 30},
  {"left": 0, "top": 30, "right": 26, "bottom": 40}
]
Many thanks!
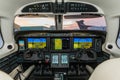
[{"left": 76, "top": 49, "right": 97, "bottom": 61}]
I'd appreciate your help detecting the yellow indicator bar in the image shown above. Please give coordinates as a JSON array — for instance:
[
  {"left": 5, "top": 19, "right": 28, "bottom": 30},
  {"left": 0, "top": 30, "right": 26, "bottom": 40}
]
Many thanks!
[
  {"left": 74, "top": 42, "right": 92, "bottom": 49},
  {"left": 55, "top": 39, "right": 62, "bottom": 50},
  {"left": 28, "top": 42, "right": 46, "bottom": 48}
]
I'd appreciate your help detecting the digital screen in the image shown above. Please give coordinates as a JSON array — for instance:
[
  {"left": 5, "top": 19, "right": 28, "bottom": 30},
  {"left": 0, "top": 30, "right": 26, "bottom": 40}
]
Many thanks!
[
  {"left": 19, "top": 40, "right": 25, "bottom": 50},
  {"left": 27, "top": 38, "right": 46, "bottom": 49},
  {"left": 52, "top": 55, "right": 59, "bottom": 64},
  {"left": 61, "top": 55, "right": 68, "bottom": 64},
  {"left": 74, "top": 38, "right": 92, "bottom": 49},
  {"left": 51, "top": 38, "right": 70, "bottom": 50},
  {"left": 55, "top": 39, "right": 62, "bottom": 50}
]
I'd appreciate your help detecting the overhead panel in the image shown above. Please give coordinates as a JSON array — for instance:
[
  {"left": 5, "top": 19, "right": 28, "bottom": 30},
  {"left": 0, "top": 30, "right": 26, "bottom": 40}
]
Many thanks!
[
  {"left": 67, "top": 2, "right": 98, "bottom": 12},
  {"left": 20, "top": 2, "right": 99, "bottom": 13},
  {"left": 22, "top": 2, "right": 53, "bottom": 12}
]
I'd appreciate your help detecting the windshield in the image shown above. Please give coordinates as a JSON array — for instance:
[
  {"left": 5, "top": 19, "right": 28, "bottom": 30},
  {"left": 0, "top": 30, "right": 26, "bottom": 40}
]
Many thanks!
[
  {"left": 14, "top": 14, "right": 56, "bottom": 31},
  {"left": 63, "top": 15, "right": 106, "bottom": 31},
  {"left": 14, "top": 14, "right": 106, "bottom": 31}
]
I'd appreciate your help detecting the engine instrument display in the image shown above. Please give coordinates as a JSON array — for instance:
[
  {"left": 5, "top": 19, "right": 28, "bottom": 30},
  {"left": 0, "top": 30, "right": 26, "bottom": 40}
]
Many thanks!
[
  {"left": 52, "top": 54, "right": 59, "bottom": 64},
  {"left": 27, "top": 38, "right": 46, "bottom": 49},
  {"left": 74, "top": 38, "right": 92, "bottom": 49},
  {"left": 51, "top": 38, "right": 70, "bottom": 50},
  {"left": 18, "top": 40, "right": 25, "bottom": 50},
  {"left": 61, "top": 54, "right": 68, "bottom": 64}
]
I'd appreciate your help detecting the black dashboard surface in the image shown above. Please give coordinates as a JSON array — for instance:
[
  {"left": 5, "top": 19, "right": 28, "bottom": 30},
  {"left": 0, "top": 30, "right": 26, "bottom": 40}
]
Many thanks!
[
  {"left": 16, "top": 30, "right": 109, "bottom": 80},
  {"left": 15, "top": 30, "right": 106, "bottom": 52}
]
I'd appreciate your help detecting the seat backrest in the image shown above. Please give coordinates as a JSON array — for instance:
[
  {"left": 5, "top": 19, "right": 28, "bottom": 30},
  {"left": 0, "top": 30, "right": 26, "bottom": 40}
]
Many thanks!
[
  {"left": 89, "top": 58, "right": 120, "bottom": 80},
  {"left": 0, "top": 70, "right": 14, "bottom": 80}
]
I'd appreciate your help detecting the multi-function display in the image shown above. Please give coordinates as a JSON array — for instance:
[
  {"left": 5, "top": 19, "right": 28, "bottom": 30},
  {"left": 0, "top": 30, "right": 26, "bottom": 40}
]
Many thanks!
[
  {"left": 74, "top": 38, "right": 92, "bottom": 49},
  {"left": 51, "top": 38, "right": 70, "bottom": 50},
  {"left": 52, "top": 54, "right": 59, "bottom": 64},
  {"left": 27, "top": 38, "right": 46, "bottom": 49},
  {"left": 19, "top": 40, "right": 25, "bottom": 50},
  {"left": 18, "top": 37, "right": 94, "bottom": 50},
  {"left": 61, "top": 54, "right": 68, "bottom": 64}
]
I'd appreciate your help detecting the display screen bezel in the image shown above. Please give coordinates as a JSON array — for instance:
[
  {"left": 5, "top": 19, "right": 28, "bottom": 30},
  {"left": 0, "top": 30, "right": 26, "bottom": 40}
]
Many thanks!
[
  {"left": 18, "top": 39, "right": 26, "bottom": 50},
  {"left": 18, "top": 36, "right": 96, "bottom": 51},
  {"left": 27, "top": 37, "right": 47, "bottom": 49},
  {"left": 50, "top": 37, "right": 71, "bottom": 51},
  {"left": 51, "top": 54, "right": 59, "bottom": 64},
  {"left": 73, "top": 37, "right": 93, "bottom": 49},
  {"left": 61, "top": 54, "right": 68, "bottom": 64}
]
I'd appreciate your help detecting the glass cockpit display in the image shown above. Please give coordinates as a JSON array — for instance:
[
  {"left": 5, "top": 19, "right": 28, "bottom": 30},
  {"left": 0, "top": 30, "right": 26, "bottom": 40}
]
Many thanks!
[
  {"left": 18, "top": 37, "right": 94, "bottom": 51},
  {"left": 52, "top": 54, "right": 59, "bottom": 64},
  {"left": 27, "top": 38, "right": 46, "bottom": 49},
  {"left": 74, "top": 38, "right": 92, "bottom": 49},
  {"left": 51, "top": 38, "right": 70, "bottom": 50},
  {"left": 18, "top": 40, "right": 25, "bottom": 50},
  {"left": 61, "top": 54, "right": 68, "bottom": 64}
]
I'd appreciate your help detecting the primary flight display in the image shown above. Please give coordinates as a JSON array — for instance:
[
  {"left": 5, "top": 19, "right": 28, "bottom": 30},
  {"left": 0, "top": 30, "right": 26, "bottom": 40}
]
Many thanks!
[
  {"left": 74, "top": 38, "right": 92, "bottom": 49},
  {"left": 27, "top": 38, "right": 46, "bottom": 49}
]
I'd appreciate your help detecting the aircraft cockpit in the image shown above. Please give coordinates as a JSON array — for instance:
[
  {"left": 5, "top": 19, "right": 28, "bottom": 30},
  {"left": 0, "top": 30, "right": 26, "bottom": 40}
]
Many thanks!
[{"left": 1, "top": 0, "right": 119, "bottom": 80}]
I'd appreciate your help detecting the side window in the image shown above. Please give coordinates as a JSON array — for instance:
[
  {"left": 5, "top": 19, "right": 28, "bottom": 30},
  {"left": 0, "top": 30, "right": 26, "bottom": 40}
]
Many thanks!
[
  {"left": 0, "top": 21, "right": 3, "bottom": 48},
  {"left": 117, "top": 34, "right": 120, "bottom": 48},
  {"left": 117, "top": 18, "right": 120, "bottom": 48}
]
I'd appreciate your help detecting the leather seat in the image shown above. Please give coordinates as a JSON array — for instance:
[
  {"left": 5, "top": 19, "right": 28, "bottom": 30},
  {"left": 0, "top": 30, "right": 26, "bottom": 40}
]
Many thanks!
[
  {"left": 89, "top": 58, "right": 120, "bottom": 80},
  {"left": 1, "top": 58, "right": 120, "bottom": 80},
  {"left": 0, "top": 70, "right": 13, "bottom": 80}
]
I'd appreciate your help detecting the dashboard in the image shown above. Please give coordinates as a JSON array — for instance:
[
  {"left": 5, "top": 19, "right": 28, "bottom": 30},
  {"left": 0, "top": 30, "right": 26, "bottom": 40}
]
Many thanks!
[
  {"left": 16, "top": 30, "right": 108, "bottom": 64},
  {"left": 16, "top": 31, "right": 109, "bottom": 80},
  {"left": 18, "top": 35, "right": 100, "bottom": 51},
  {"left": 19, "top": 37, "right": 93, "bottom": 51}
]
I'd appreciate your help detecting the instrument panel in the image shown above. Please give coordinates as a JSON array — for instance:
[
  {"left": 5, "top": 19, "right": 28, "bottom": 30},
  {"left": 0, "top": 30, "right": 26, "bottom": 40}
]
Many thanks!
[
  {"left": 15, "top": 31, "right": 109, "bottom": 68},
  {"left": 17, "top": 30, "right": 104, "bottom": 52},
  {"left": 16, "top": 30, "right": 108, "bottom": 68},
  {"left": 18, "top": 37, "right": 95, "bottom": 51},
  {"left": 16, "top": 30, "right": 110, "bottom": 80}
]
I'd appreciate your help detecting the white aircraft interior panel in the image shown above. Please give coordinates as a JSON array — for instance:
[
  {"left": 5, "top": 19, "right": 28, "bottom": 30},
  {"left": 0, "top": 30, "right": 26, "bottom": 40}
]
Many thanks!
[{"left": 15, "top": 1, "right": 104, "bottom": 15}]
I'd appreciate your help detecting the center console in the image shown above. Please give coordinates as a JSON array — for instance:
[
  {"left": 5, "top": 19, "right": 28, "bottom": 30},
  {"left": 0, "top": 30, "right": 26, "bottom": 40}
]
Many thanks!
[{"left": 16, "top": 30, "right": 109, "bottom": 80}]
